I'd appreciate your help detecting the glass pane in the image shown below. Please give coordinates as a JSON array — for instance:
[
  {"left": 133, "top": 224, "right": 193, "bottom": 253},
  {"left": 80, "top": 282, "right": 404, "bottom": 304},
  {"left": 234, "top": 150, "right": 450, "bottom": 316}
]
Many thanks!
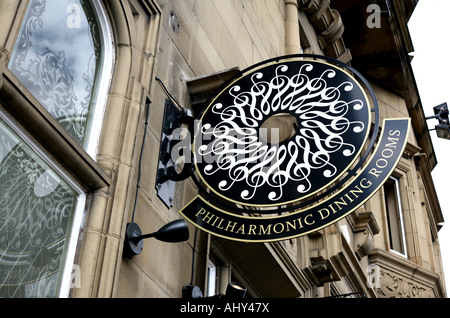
[
  {"left": 9, "top": 0, "right": 101, "bottom": 148},
  {"left": 0, "top": 117, "right": 79, "bottom": 298},
  {"left": 206, "top": 260, "right": 217, "bottom": 297},
  {"left": 384, "top": 177, "right": 406, "bottom": 256}
]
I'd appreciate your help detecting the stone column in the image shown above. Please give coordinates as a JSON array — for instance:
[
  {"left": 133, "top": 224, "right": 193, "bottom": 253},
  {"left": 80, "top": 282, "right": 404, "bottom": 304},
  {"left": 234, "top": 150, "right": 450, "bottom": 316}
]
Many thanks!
[{"left": 285, "top": 0, "right": 301, "bottom": 54}]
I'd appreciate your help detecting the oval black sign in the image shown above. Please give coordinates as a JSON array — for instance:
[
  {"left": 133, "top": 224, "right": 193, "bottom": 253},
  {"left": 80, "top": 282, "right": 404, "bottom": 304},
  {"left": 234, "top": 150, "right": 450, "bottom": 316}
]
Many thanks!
[{"left": 194, "top": 58, "right": 371, "bottom": 207}]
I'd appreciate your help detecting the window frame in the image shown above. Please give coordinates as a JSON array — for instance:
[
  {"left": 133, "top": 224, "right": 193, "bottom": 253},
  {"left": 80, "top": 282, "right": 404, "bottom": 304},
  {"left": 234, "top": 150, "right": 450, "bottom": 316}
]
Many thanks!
[
  {"left": 206, "top": 259, "right": 218, "bottom": 297},
  {"left": 0, "top": 0, "right": 114, "bottom": 297},
  {"left": 0, "top": 110, "right": 87, "bottom": 297},
  {"left": 0, "top": 0, "right": 111, "bottom": 191},
  {"left": 384, "top": 176, "right": 408, "bottom": 257},
  {"left": 83, "top": 0, "right": 115, "bottom": 158}
]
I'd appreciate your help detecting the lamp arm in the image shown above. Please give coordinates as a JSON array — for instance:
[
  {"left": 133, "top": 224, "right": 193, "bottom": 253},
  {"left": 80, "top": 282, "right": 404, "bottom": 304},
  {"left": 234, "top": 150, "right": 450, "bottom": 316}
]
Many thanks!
[
  {"left": 131, "top": 232, "right": 155, "bottom": 243},
  {"left": 123, "top": 220, "right": 189, "bottom": 258}
]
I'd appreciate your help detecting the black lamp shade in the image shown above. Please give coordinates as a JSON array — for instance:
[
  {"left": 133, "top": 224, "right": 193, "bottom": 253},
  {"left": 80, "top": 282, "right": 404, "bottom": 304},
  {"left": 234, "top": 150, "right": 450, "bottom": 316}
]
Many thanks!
[
  {"left": 435, "top": 124, "right": 450, "bottom": 140},
  {"left": 123, "top": 219, "right": 189, "bottom": 258},
  {"left": 182, "top": 285, "right": 204, "bottom": 299},
  {"left": 154, "top": 219, "right": 190, "bottom": 243},
  {"left": 225, "top": 282, "right": 247, "bottom": 298}
]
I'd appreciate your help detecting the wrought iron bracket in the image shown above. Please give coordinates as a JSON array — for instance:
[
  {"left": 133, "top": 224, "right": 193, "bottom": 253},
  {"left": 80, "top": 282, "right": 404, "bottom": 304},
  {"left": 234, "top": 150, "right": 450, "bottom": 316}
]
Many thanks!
[{"left": 156, "top": 98, "right": 195, "bottom": 208}]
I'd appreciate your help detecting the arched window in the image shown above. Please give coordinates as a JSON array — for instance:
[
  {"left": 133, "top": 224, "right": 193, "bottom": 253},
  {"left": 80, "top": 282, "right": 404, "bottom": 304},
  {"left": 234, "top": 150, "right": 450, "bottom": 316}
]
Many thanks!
[
  {"left": 9, "top": 0, "right": 112, "bottom": 154},
  {"left": 0, "top": 0, "right": 112, "bottom": 298}
]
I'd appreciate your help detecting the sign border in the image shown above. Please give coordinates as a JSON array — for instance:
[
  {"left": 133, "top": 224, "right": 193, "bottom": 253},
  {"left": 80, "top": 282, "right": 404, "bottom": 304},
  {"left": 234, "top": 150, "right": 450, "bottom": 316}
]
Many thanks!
[{"left": 181, "top": 118, "right": 410, "bottom": 242}]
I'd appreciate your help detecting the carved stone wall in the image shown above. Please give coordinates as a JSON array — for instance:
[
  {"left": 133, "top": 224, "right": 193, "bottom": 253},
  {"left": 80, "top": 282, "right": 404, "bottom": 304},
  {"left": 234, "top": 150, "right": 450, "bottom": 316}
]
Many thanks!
[
  {"left": 369, "top": 249, "right": 445, "bottom": 298},
  {"left": 376, "top": 266, "right": 435, "bottom": 298}
]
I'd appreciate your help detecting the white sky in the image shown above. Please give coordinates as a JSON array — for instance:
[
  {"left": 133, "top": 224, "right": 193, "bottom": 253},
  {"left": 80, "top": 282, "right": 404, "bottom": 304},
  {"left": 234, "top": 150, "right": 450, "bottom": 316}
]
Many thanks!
[{"left": 409, "top": 0, "right": 450, "bottom": 294}]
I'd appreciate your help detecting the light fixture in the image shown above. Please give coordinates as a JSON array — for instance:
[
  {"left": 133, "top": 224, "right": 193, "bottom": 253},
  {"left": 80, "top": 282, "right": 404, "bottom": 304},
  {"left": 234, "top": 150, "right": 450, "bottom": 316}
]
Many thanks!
[
  {"left": 426, "top": 103, "right": 450, "bottom": 140},
  {"left": 123, "top": 219, "right": 189, "bottom": 258},
  {"left": 224, "top": 282, "right": 247, "bottom": 299},
  {"left": 182, "top": 284, "right": 204, "bottom": 299},
  {"left": 181, "top": 282, "right": 247, "bottom": 299},
  {"left": 434, "top": 124, "right": 450, "bottom": 140}
]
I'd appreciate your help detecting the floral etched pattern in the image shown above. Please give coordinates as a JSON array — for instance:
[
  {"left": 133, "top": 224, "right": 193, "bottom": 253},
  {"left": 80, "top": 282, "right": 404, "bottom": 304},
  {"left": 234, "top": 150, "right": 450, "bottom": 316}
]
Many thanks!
[
  {"left": 1, "top": 0, "right": 100, "bottom": 297},
  {"left": 9, "top": 0, "right": 98, "bottom": 147},
  {"left": 0, "top": 118, "right": 78, "bottom": 298}
]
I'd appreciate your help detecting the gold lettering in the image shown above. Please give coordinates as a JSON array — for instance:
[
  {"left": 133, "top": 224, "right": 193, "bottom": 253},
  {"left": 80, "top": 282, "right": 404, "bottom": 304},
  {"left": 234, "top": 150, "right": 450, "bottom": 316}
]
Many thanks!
[
  {"left": 386, "top": 136, "right": 399, "bottom": 148},
  {"left": 225, "top": 221, "right": 237, "bottom": 232},
  {"left": 236, "top": 224, "right": 246, "bottom": 234},
  {"left": 286, "top": 220, "right": 297, "bottom": 232},
  {"left": 203, "top": 212, "right": 214, "bottom": 224},
  {"left": 305, "top": 214, "right": 315, "bottom": 225},
  {"left": 369, "top": 131, "right": 402, "bottom": 178},
  {"left": 329, "top": 202, "right": 337, "bottom": 213},
  {"left": 211, "top": 215, "right": 220, "bottom": 227},
  {"left": 369, "top": 168, "right": 382, "bottom": 178},
  {"left": 382, "top": 148, "right": 394, "bottom": 158},
  {"left": 196, "top": 214, "right": 322, "bottom": 237},
  {"left": 317, "top": 179, "right": 372, "bottom": 219},
  {"left": 376, "top": 158, "right": 388, "bottom": 169},
  {"left": 273, "top": 223, "right": 284, "bottom": 234},
  {"left": 344, "top": 192, "right": 355, "bottom": 203},
  {"left": 259, "top": 224, "right": 272, "bottom": 235},
  {"left": 334, "top": 197, "right": 348, "bottom": 211},
  {"left": 348, "top": 185, "right": 363, "bottom": 199},
  {"left": 296, "top": 217, "right": 304, "bottom": 229},
  {"left": 360, "top": 178, "right": 372, "bottom": 188},
  {"left": 195, "top": 207, "right": 207, "bottom": 217},
  {"left": 318, "top": 208, "right": 330, "bottom": 220},
  {"left": 389, "top": 129, "right": 401, "bottom": 137},
  {"left": 216, "top": 218, "right": 225, "bottom": 230}
]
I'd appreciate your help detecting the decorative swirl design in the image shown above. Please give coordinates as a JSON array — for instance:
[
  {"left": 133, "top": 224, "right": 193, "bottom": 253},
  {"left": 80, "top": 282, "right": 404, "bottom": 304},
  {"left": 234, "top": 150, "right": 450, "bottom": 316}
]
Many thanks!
[
  {"left": 2, "top": 0, "right": 99, "bottom": 296},
  {"left": 0, "top": 119, "right": 77, "bottom": 296},
  {"left": 195, "top": 60, "right": 371, "bottom": 206},
  {"left": 9, "top": 0, "right": 98, "bottom": 146}
]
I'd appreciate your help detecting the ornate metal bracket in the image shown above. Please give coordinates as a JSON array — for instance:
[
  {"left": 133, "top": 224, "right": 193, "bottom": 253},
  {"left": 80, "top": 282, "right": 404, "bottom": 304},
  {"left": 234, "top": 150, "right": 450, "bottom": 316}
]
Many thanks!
[{"left": 156, "top": 98, "right": 195, "bottom": 208}]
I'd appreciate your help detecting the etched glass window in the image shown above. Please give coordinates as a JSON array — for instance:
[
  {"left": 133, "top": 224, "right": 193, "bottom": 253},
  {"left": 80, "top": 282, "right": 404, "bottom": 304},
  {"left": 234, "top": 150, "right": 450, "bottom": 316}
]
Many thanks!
[
  {"left": 1, "top": 0, "right": 111, "bottom": 298},
  {"left": 384, "top": 176, "right": 407, "bottom": 257},
  {"left": 0, "top": 116, "right": 82, "bottom": 298},
  {"left": 206, "top": 259, "right": 218, "bottom": 297},
  {"left": 9, "top": 0, "right": 105, "bottom": 150}
]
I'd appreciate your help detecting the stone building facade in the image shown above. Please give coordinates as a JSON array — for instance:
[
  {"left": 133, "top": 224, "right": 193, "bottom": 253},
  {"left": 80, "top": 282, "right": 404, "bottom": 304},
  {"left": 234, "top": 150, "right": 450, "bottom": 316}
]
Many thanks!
[{"left": 0, "top": 0, "right": 446, "bottom": 298}]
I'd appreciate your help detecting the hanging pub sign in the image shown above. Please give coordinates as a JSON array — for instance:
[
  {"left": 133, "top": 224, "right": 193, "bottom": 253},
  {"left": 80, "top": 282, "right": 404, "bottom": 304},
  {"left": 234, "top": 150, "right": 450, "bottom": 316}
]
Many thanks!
[{"left": 178, "top": 54, "right": 410, "bottom": 242}]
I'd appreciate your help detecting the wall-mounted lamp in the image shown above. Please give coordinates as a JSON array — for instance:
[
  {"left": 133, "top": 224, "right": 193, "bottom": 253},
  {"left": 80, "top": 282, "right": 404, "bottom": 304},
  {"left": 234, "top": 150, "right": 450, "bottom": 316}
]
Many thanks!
[
  {"left": 123, "top": 219, "right": 189, "bottom": 258},
  {"left": 434, "top": 124, "right": 450, "bottom": 140},
  {"left": 182, "top": 284, "right": 204, "bottom": 299},
  {"left": 182, "top": 282, "right": 247, "bottom": 299},
  {"left": 426, "top": 103, "right": 450, "bottom": 140},
  {"left": 224, "top": 282, "right": 247, "bottom": 299}
]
